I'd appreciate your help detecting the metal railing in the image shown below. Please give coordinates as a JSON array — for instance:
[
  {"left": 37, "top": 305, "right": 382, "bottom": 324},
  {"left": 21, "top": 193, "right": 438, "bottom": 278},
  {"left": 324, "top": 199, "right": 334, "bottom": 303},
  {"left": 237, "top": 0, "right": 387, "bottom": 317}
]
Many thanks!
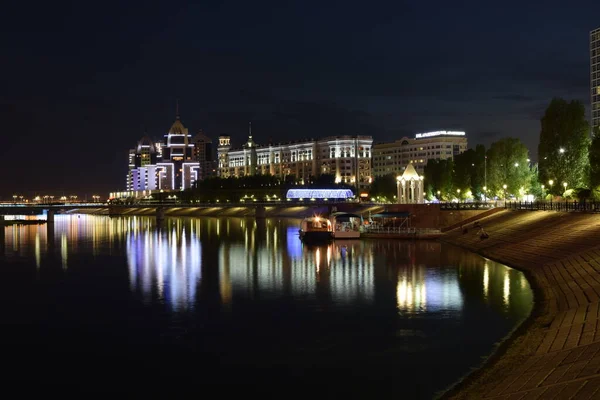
[
  {"left": 439, "top": 202, "right": 498, "bottom": 210},
  {"left": 505, "top": 201, "right": 600, "bottom": 212},
  {"left": 362, "top": 226, "right": 441, "bottom": 235}
]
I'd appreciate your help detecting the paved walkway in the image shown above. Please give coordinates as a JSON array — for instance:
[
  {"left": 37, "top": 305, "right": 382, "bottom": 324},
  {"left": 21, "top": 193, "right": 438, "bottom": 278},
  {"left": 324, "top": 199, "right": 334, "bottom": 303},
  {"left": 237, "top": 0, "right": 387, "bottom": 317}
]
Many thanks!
[{"left": 442, "top": 210, "right": 600, "bottom": 400}]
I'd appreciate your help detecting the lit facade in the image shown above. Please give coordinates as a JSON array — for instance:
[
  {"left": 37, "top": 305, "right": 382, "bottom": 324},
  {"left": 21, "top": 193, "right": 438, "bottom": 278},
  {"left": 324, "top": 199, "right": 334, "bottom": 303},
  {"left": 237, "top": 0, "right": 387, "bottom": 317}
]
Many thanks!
[
  {"left": 218, "top": 129, "right": 373, "bottom": 189},
  {"left": 192, "top": 130, "right": 216, "bottom": 181},
  {"left": 286, "top": 189, "right": 354, "bottom": 199},
  {"left": 592, "top": 27, "right": 600, "bottom": 132},
  {"left": 372, "top": 131, "right": 468, "bottom": 177},
  {"left": 126, "top": 115, "right": 207, "bottom": 192}
]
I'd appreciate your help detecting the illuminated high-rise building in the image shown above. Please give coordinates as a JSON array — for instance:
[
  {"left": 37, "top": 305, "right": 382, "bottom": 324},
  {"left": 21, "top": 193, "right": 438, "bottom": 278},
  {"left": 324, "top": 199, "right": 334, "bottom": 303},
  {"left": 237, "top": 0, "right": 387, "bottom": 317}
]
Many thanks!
[
  {"left": 126, "top": 112, "right": 202, "bottom": 192},
  {"left": 191, "top": 129, "right": 215, "bottom": 181},
  {"left": 591, "top": 27, "right": 600, "bottom": 132},
  {"left": 372, "top": 131, "right": 468, "bottom": 177}
]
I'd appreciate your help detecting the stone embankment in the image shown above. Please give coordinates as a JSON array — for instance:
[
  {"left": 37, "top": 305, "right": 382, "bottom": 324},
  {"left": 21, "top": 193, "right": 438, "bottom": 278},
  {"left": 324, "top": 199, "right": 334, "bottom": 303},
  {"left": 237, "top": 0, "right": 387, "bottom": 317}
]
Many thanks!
[
  {"left": 72, "top": 204, "right": 385, "bottom": 219},
  {"left": 442, "top": 210, "right": 600, "bottom": 400}
]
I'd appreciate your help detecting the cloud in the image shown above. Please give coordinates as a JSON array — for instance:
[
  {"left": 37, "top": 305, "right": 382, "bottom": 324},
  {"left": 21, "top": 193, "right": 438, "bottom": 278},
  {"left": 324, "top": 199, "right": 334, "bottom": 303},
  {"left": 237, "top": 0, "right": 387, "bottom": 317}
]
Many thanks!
[
  {"left": 493, "top": 94, "right": 536, "bottom": 102},
  {"left": 477, "top": 130, "right": 503, "bottom": 140}
]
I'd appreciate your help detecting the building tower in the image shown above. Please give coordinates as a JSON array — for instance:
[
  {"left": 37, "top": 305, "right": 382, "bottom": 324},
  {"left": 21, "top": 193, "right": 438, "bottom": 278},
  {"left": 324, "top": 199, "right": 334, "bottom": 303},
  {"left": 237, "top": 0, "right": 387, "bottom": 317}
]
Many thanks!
[
  {"left": 243, "top": 122, "right": 257, "bottom": 176},
  {"left": 217, "top": 135, "right": 231, "bottom": 178},
  {"left": 160, "top": 105, "right": 195, "bottom": 190},
  {"left": 591, "top": 27, "right": 600, "bottom": 132},
  {"left": 191, "top": 129, "right": 215, "bottom": 181}
]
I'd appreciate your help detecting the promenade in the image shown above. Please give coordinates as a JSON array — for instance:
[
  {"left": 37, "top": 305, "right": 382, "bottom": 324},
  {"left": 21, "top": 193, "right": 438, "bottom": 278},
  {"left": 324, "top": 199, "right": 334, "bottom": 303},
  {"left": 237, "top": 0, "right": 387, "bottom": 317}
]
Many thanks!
[{"left": 442, "top": 210, "right": 600, "bottom": 399}]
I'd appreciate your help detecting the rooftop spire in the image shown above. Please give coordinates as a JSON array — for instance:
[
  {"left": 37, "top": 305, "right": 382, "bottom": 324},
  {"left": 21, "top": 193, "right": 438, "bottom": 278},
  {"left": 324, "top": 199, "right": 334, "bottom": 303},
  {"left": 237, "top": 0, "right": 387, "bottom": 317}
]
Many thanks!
[
  {"left": 249, "top": 121, "right": 252, "bottom": 139},
  {"left": 176, "top": 98, "right": 180, "bottom": 120}
]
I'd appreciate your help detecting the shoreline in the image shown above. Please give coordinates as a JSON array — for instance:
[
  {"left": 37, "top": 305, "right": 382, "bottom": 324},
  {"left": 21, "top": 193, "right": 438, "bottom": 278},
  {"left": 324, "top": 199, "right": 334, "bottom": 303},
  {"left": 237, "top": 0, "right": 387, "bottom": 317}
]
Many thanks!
[
  {"left": 438, "top": 238, "right": 549, "bottom": 399},
  {"left": 439, "top": 210, "right": 600, "bottom": 399}
]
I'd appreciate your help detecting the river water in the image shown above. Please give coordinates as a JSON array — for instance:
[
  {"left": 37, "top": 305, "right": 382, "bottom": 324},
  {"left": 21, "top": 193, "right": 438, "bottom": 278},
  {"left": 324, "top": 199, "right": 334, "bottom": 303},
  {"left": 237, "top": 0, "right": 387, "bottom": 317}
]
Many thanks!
[{"left": 0, "top": 215, "right": 532, "bottom": 397}]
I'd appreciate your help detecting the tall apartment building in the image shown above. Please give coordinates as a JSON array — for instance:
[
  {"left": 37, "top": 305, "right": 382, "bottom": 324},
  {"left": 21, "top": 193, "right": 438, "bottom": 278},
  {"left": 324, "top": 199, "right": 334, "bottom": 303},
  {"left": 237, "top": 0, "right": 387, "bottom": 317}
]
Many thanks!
[
  {"left": 126, "top": 114, "right": 212, "bottom": 192},
  {"left": 217, "top": 126, "right": 373, "bottom": 190},
  {"left": 372, "top": 131, "right": 468, "bottom": 177},
  {"left": 591, "top": 27, "right": 600, "bottom": 132},
  {"left": 191, "top": 129, "right": 216, "bottom": 181}
]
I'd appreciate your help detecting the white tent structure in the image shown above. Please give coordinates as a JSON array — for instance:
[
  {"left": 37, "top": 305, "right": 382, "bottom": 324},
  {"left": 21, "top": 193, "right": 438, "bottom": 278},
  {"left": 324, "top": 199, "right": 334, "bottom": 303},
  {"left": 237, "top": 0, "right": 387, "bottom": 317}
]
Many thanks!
[{"left": 396, "top": 164, "right": 424, "bottom": 204}]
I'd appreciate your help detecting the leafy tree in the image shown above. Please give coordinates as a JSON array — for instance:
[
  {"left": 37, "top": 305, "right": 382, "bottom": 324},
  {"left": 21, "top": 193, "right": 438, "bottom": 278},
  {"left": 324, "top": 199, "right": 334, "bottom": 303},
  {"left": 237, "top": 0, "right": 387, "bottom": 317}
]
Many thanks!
[
  {"left": 538, "top": 98, "right": 590, "bottom": 193},
  {"left": 369, "top": 174, "right": 396, "bottom": 201},
  {"left": 486, "top": 138, "right": 532, "bottom": 199},
  {"left": 451, "top": 146, "right": 486, "bottom": 200},
  {"left": 312, "top": 173, "right": 336, "bottom": 187},
  {"left": 423, "top": 159, "right": 454, "bottom": 200},
  {"left": 589, "top": 126, "right": 600, "bottom": 194}
]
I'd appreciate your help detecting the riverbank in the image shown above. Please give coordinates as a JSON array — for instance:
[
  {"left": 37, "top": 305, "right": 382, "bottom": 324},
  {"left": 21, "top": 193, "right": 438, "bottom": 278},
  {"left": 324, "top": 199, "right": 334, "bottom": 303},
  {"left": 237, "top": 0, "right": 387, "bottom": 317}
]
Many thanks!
[
  {"left": 440, "top": 210, "right": 600, "bottom": 399},
  {"left": 70, "top": 205, "right": 385, "bottom": 219}
]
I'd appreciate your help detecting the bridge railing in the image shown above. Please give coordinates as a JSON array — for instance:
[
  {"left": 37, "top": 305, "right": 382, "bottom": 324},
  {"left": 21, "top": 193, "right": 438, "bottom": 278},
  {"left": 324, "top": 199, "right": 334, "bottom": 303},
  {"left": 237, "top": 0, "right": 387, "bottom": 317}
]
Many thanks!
[{"left": 505, "top": 200, "right": 600, "bottom": 212}]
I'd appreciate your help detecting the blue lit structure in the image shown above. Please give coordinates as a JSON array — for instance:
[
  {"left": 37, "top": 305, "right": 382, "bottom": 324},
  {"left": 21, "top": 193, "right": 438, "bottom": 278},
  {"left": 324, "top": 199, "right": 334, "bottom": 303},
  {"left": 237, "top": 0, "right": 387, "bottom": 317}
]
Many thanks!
[{"left": 286, "top": 189, "right": 354, "bottom": 199}]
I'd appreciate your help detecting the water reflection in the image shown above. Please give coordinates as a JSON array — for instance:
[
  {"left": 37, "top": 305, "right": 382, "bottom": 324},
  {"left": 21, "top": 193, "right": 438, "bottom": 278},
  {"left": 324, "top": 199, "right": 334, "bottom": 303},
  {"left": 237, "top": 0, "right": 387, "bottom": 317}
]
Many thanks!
[
  {"left": 125, "top": 226, "right": 202, "bottom": 311},
  {"left": 0, "top": 215, "right": 534, "bottom": 398},
  {"left": 0, "top": 215, "right": 532, "bottom": 317}
]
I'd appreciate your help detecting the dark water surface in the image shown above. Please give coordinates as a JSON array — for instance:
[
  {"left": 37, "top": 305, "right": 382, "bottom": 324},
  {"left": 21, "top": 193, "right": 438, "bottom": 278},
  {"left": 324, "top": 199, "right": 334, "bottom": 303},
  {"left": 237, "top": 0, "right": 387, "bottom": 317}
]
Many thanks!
[{"left": 0, "top": 215, "right": 532, "bottom": 397}]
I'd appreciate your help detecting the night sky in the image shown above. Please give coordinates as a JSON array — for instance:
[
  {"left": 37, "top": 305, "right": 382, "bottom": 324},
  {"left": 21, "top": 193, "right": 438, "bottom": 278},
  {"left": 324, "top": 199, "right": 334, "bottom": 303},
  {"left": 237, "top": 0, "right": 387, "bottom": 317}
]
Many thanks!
[{"left": 2, "top": 1, "right": 599, "bottom": 198}]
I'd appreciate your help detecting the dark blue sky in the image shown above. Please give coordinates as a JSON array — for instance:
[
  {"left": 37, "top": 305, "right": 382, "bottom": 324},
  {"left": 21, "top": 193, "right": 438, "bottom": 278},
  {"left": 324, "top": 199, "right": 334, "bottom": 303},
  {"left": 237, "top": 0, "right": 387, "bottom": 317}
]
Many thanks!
[{"left": 1, "top": 0, "right": 599, "bottom": 197}]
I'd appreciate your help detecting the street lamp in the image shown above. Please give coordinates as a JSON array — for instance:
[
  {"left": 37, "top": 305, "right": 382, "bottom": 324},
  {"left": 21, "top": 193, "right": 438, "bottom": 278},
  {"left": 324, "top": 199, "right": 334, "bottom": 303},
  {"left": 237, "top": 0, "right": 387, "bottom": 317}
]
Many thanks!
[
  {"left": 503, "top": 184, "right": 507, "bottom": 202},
  {"left": 563, "top": 182, "right": 568, "bottom": 193},
  {"left": 541, "top": 184, "right": 545, "bottom": 199},
  {"left": 559, "top": 148, "right": 565, "bottom": 154},
  {"left": 13, "top": 195, "right": 17, "bottom": 203},
  {"left": 483, "top": 186, "right": 487, "bottom": 202},
  {"left": 514, "top": 162, "right": 519, "bottom": 167},
  {"left": 456, "top": 188, "right": 461, "bottom": 202}
]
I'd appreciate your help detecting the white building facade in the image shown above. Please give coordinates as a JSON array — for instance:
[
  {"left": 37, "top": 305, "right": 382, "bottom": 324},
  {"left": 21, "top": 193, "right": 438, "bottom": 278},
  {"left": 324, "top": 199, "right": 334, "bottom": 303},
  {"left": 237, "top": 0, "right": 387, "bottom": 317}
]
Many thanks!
[
  {"left": 372, "top": 131, "right": 468, "bottom": 177},
  {"left": 126, "top": 115, "right": 203, "bottom": 192},
  {"left": 218, "top": 132, "right": 373, "bottom": 190}
]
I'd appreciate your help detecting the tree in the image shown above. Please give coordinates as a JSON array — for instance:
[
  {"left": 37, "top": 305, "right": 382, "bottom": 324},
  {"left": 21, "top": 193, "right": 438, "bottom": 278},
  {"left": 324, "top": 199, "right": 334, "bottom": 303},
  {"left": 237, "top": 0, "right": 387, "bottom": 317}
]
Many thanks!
[
  {"left": 423, "top": 159, "right": 454, "bottom": 200},
  {"left": 538, "top": 98, "right": 590, "bottom": 193},
  {"left": 589, "top": 126, "right": 600, "bottom": 195},
  {"left": 369, "top": 174, "right": 396, "bottom": 201},
  {"left": 451, "top": 146, "right": 486, "bottom": 200},
  {"left": 486, "top": 138, "right": 532, "bottom": 199}
]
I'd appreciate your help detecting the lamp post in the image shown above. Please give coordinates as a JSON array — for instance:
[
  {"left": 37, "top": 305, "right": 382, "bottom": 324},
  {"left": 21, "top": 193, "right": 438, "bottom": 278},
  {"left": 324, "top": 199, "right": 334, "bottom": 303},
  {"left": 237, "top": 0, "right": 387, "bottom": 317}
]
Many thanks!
[
  {"left": 456, "top": 188, "right": 461, "bottom": 202},
  {"left": 563, "top": 182, "right": 568, "bottom": 193},
  {"left": 483, "top": 186, "right": 487, "bottom": 202},
  {"left": 541, "top": 184, "right": 545, "bottom": 199},
  {"left": 503, "top": 184, "right": 507, "bottom": 203},
  {"left": 13, "top": 195, "right": 17, "bottom": 204},
  {"left": 548, "top": 180, "right": 554, "bottom": 198},
  {"left": 484, "top": 155, "right": 487, "bottom": 194},
  {"left": 437, "top": 190, "right": 441, "bottom": 201}
]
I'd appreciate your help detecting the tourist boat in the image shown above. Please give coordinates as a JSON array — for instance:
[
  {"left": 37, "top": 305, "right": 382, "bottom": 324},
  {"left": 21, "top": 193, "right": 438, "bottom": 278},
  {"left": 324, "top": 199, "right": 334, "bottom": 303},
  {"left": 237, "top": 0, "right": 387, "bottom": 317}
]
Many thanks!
[
  {"left": 299, "top": 216, "right": 333, "bottom": 243},
  {"left": 329, "top": 212, "right": 362, "bottom": 239}
]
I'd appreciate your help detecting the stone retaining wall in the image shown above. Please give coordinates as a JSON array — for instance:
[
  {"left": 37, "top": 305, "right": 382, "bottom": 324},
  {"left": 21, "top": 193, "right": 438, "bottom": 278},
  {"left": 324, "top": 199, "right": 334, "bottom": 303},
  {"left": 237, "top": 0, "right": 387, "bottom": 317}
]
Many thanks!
[{"left": 441, "top": 210, "right": 600, "bottom": 399}]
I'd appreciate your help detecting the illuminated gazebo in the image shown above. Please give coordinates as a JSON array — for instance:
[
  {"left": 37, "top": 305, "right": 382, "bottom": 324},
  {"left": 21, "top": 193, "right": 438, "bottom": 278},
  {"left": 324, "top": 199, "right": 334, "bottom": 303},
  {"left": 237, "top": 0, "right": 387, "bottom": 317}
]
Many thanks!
[{"left": 396, "top": 164, "right": 424, "bottom": 204}]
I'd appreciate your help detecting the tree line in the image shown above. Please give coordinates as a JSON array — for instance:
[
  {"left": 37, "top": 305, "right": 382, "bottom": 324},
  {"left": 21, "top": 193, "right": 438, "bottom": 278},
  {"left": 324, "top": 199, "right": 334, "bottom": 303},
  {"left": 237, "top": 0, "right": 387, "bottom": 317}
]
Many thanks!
[{"left": 370, "top": 98, "right": 600, "bottom": 201}]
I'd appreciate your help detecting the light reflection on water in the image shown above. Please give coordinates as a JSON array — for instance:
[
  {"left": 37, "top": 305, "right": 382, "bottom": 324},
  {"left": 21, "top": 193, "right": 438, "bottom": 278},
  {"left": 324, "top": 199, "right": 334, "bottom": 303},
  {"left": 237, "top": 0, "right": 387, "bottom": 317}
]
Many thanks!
[
  {"left": 0, "top": 215, "right": 532, "bottom": 317},
  {"left": 0, "top": 214, "right": 533, "bottom": 396}
]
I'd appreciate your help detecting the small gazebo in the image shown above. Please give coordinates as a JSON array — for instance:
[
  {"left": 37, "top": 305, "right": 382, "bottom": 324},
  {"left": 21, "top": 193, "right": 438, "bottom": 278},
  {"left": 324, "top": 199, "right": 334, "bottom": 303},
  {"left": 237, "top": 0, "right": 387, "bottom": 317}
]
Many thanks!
[{"left": 396, "top": 164, "right": 424, "bottom": 204}]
